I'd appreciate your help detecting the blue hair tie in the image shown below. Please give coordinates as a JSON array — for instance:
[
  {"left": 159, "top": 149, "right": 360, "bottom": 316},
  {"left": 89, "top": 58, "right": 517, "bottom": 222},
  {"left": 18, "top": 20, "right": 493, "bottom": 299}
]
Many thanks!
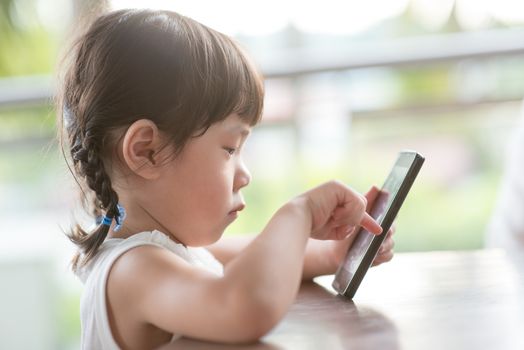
[
  {"left": 114, "top": 204, "right": 126, "bottom": 231},
  {"left": 99, "top": 204, "right": 127, "bottom": 232},
  {"left": 101, "top": 216, "right": 112, "bottom": 226}
]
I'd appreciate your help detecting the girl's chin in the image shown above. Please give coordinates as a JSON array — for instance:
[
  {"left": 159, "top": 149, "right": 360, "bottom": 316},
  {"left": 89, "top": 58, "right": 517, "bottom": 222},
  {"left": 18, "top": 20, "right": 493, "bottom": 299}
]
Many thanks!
[{"left": 175, "top": 229, "right": 222, "bottom": 247}]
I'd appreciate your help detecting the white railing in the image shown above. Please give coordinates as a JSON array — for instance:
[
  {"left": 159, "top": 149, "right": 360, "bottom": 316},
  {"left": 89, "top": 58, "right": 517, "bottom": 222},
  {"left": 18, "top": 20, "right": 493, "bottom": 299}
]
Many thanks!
[{"left": 1, "top": 28, "right": 524, "bottom": 110}]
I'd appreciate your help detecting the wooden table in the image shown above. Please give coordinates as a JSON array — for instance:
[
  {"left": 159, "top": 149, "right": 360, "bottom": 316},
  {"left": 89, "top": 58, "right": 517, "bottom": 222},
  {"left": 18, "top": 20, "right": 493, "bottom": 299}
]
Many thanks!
[{"left": 157, "top": 250, "right": 524, "bottom": 350}]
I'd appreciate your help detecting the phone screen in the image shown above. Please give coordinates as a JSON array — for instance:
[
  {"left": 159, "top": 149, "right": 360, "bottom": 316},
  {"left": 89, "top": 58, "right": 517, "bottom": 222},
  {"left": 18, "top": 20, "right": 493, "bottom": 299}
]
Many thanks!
[
  {"left": 338, "top": 159, "right": 413, "bottom": 281},
  {"left": 333, "top": 151, "right": 424, "bottom": 298}
]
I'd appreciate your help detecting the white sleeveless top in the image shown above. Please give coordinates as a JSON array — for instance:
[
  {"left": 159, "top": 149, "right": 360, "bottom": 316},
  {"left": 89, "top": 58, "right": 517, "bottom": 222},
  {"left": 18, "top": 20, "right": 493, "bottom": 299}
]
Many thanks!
[{"left": 75, "top": 230, "right": 224, "bottom": 350}]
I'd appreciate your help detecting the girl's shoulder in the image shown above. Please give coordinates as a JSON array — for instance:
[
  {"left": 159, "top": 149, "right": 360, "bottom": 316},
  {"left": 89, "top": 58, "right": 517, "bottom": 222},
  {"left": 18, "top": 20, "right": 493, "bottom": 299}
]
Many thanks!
[
  {"left": 76, "top": 230, "right": 223, "bottom": 349},
  {"left": 126, "top": 230, "right": 223, "bottom": 275}
]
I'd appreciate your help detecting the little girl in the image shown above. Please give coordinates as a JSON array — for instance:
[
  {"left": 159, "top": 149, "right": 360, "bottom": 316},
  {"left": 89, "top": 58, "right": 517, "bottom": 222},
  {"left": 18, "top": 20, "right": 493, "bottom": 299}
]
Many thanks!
[{"left": 58, "top": 9, "right": 395, "bottom": 350}]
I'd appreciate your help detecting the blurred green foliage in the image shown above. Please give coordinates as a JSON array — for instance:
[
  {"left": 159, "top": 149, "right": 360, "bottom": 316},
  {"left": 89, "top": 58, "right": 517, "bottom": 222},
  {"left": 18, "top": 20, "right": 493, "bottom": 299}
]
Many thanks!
[
  {"left": 57, "top": 290, "right": 81, "bottom": 348},
  {"left": 226, "top": 167, "right": 499, "bottom": 252},
  {"left": 0, "top": 0, "right": 58, "bottom": 76}
]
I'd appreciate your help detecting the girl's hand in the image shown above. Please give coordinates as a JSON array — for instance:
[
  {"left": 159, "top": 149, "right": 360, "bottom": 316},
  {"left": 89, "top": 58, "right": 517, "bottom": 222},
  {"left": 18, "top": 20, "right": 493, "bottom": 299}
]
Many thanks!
[
  {"left": 328, "top": 186, "right": 396, "bottom": 270},
  {"left": 295, "top": 180, "right": 383, "bottom": 240}
]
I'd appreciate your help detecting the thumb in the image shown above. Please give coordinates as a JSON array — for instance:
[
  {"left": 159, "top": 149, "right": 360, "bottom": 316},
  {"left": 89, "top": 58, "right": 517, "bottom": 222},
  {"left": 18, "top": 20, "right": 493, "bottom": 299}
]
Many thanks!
[{"left": 364, "top": 185, "right": 380, "bottom": 212}]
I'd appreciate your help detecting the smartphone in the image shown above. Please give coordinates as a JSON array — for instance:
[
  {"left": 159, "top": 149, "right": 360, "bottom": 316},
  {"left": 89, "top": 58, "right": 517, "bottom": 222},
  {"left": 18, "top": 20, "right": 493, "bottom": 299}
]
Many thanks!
[{"left": 332, "top": 151, "right": 425, "bottom": 299}]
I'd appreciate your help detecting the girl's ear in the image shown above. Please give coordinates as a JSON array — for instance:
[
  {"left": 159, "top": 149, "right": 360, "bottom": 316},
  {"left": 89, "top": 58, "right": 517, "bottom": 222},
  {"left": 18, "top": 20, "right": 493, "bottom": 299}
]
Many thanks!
[{"left": 121, "top": 119, "right": 164, "bottom": 180}]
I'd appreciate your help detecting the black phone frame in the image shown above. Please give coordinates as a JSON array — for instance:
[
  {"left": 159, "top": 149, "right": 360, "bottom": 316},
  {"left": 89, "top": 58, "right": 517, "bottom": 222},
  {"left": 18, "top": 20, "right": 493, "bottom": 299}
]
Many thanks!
[{"left": 332, "top": 151, "right": 425, "bottom": 299}]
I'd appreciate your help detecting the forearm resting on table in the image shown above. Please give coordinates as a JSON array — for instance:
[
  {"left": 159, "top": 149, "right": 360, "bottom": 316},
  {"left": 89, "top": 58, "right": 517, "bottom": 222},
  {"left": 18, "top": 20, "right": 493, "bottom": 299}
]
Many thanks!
[{"left": 208, "top": 224, "right": 334, "bottom": 281}]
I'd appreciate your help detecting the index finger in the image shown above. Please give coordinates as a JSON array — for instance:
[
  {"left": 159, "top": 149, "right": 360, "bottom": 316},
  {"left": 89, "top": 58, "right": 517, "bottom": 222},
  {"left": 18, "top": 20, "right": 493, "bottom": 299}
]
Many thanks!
[{"left": 360, "top": 212, "right": 383, "bottom": 235}]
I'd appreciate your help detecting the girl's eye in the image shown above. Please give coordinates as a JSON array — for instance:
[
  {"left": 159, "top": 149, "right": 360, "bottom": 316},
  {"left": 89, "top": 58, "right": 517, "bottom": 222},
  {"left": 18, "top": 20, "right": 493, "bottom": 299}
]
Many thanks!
[{"left": 224, "top": 147, "right": 236, "bottom": 156}]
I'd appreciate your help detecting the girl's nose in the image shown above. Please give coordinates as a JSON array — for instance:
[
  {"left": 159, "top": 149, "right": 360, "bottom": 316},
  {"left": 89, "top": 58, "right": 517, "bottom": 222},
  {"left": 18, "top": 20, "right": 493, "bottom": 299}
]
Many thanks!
[{"left": 235, "top": 162, "right": 251, "bottom": 191}]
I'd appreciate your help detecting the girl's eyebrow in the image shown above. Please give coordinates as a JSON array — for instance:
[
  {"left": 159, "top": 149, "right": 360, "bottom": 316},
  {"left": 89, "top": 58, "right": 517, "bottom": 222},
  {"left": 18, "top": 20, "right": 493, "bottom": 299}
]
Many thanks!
[{"left": 228, "top": 125, "right": 251, "bottom": 137}]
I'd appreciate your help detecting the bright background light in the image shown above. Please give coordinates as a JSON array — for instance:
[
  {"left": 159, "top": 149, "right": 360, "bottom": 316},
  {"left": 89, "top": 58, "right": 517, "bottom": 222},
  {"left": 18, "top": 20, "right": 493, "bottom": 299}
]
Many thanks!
[{"left": 111, "top": 0, "right": 524, "bottom": 36}]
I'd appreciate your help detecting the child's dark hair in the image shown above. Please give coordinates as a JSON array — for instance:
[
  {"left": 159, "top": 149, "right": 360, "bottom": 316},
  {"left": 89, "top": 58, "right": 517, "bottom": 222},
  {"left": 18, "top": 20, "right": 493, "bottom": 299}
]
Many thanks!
[{"left": 57, "top": 9, "right": 264, "bottom": 271}]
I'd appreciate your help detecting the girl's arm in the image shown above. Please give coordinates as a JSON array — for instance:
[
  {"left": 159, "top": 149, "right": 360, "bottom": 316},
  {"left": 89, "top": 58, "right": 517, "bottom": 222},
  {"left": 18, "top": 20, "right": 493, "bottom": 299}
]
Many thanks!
[
  {"left": 208, "top": 230, "right": 394, "bottom": 281},
  {"left": 107, "top": 181, "right": 381, "bottom": 344},
  {"left": 208, "top": 234, "right": 339, "bottom": 280}
]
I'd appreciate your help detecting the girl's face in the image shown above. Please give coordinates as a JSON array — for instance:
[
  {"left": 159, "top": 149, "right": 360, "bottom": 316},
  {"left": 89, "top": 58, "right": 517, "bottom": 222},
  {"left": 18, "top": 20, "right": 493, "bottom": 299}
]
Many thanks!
[{"left": 144, "top": 114, "right": 252, "bottom": 246}]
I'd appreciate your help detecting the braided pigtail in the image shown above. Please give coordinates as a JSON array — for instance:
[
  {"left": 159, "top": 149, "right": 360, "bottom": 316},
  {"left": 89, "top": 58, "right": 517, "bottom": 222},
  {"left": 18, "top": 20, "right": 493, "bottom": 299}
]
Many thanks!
[{"left": 68, "top": 133, "right": 122, "bottom": 271}]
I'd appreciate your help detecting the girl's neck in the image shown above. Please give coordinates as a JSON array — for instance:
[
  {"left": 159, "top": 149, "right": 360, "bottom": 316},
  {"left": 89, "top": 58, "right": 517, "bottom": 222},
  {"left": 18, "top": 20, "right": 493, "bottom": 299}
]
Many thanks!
[{"left": 105, "top": 199, "right": 185, "bottom": 246}]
